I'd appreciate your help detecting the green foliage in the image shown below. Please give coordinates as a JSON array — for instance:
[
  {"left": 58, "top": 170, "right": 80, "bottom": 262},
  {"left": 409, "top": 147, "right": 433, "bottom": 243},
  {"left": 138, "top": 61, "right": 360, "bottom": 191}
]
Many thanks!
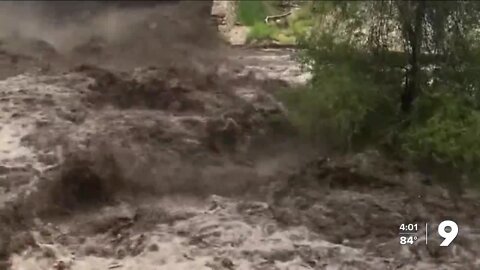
[
  {"left": 247, "top": 22, "right": 278, "bottom": 42},
  {"left": 291, "top": 20, "right": 312, "bottom": 37},
  {"left": 274, "top": 33, "right": 297, "bottom": 45},
  {"left": 287, "top": 3, "right": 314, "bottom": 37},
  {"left": 286, "top": 1, "right": 480, "bottom": 179},
  {"left": 237, "top": 0, "right": 268, "bottom": 26},
  {"left": 402, "top": 88, "right": 480, "bottom": 173},
  {"left": 242, "top": 2, "right": 314, "bottom": 45},
  {"left": 281, "top": 34, "right": 399, "bottom": 150}
]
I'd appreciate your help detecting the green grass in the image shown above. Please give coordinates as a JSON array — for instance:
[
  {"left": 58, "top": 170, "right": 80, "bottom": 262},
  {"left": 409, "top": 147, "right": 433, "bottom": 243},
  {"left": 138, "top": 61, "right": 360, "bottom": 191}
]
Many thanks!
[
  {"left": 273, "top": 32, "right": 297, "bottom": 45},
  {"left": 237, "top": 0, "right": 268, "bottom": 26},
  {"left": 247, "top": 22, "right": 278, "bottom": 41},
  {"left": 239, "top": 1, "right": 313, "bottom": 45}
]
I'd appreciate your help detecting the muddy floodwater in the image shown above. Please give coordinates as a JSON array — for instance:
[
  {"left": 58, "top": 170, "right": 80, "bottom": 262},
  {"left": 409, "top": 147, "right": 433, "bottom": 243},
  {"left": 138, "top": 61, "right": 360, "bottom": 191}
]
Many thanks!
[{"left": 0, "top": 1, "right": 479, "bottom": 270}]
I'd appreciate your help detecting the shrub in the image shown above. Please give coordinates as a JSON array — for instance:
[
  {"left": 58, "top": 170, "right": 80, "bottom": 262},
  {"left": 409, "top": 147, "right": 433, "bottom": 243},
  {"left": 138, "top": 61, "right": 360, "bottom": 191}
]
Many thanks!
[
  {"left": 237, "top": 0, "right": 268, "bottom": 26},
  {"left": 402, "top": 90, "right": 480, "bottom": 175},
  {"left": 247, "top": 22, "right": 278, "bottom": 42},
  {"left": 280, "top": 31, "right": 401, "bottom": 150},
  {"left": 281, "top": 1, "right": 480, "bottom": 185}
]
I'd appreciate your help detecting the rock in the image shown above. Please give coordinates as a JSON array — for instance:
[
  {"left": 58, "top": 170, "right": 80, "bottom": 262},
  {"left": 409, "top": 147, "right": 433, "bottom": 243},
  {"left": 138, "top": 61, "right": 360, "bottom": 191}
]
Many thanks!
[
  {"left": 227, "top": 26, "right": 249, "bottom": 46},
  {"left": 220, "top": 257, "right": 235, "bottom": 269}
]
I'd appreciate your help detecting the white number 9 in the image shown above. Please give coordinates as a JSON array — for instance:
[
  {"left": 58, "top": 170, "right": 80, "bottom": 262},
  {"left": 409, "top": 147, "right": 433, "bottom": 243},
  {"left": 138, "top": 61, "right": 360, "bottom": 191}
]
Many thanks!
[{"left": 438, "top": 220, "right": 458, "bottom": 246}]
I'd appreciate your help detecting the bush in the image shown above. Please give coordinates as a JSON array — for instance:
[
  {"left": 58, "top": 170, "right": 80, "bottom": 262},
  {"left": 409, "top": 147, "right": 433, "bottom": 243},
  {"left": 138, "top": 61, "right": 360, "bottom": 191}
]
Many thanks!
[
  {"left": 237, "top": 0, "right": 268, "bottom": 26},
  {"left": 240, "top": 1, "right": 315, "bottom": 44},
  {"left": 286, "top": 32, "right": 480, "bottom": 180},
  {"left": 272, "top": 32, "right": 296, "bottom": 45},
  {"left": 281, "top": 1, "right": 480, "bottom": 185},
  {"left": 402, "top": 90, "right": 480, "bottom": 174},
  {"left": 247, "top": 22, "right": 278, "bottom": 42},
  {"left": 280, "top": 32, "right": 400, "bottom": 151},
  {"left": 280, "top": 67, "right": 397, "bottom": 151},
  {"left": 291, "top": 20, "right": 313, "bottom": 37},
  {"left": 288, "top": 35, "right": 480, "bottom": 168}
]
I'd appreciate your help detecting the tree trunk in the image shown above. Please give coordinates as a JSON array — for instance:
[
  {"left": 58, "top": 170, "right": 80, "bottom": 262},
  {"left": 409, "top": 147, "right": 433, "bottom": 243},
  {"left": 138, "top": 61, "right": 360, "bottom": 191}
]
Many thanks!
[{"left": 400, "top": 1, "right": 426, "bottom": 114}]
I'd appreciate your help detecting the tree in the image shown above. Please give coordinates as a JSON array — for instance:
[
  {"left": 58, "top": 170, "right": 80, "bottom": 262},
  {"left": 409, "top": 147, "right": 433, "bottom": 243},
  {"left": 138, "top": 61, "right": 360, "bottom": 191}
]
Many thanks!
[
  {"left": 397, "top": 1, "right": 426, "bottom": 113},
  {"left": 283, "top": 0, "right": 480, "bottom": 177}
]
